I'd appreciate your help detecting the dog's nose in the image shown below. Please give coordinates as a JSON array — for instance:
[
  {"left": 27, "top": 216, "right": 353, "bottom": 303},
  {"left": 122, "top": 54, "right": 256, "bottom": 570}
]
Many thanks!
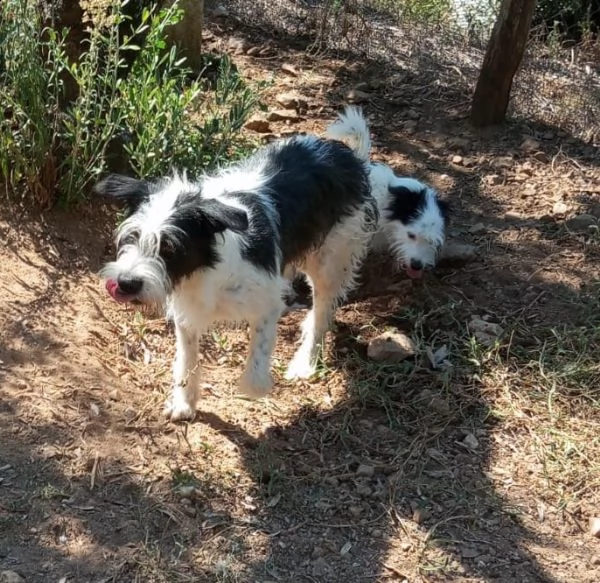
[
  {"left": 117, "top": 275, "right": 143, "bottom": 295},
  {"left": 410, "top": 259, "right": 423, "bottom": 271}
]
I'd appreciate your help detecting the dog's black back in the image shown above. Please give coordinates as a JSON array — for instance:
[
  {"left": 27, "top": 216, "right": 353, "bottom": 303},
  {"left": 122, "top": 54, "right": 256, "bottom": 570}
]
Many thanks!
[{"left": 254, "top": 136, "right": 372, "bottom": 267}]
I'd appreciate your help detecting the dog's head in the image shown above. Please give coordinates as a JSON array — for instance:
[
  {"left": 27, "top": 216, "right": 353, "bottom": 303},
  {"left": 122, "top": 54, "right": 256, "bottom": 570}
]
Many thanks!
[
  {"left": 384, "top": 179, "right": 450, "bottom": 279},
  {"left": 95, "top": 174, "right": 248, "bottom": 305}
]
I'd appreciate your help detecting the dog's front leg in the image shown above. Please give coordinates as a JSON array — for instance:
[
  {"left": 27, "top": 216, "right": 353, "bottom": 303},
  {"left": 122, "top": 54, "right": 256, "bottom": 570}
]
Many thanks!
[
  {"left": 239, "top": 310, "right": 280, "bottom": 398},
  {"left": 164, "top": 321, "right": 200, "bottom": 421}
]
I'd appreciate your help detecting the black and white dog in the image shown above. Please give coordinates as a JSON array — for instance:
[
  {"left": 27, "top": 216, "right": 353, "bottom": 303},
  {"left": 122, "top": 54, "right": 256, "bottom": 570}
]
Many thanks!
[
  {"left": 326, "top": 106, "right": 450, "bottom": 279},
  {"left": 96, "top": 135, "right": 378, "bottom": 421}
]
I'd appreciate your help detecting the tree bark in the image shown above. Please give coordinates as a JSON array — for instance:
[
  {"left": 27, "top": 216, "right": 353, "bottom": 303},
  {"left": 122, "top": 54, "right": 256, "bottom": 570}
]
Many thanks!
[
  {"left": 160, "top": 0, "right": 204, "bottom": 73},
  {"left": 470, "top": 0, "right": 537, "bottom": 127}
]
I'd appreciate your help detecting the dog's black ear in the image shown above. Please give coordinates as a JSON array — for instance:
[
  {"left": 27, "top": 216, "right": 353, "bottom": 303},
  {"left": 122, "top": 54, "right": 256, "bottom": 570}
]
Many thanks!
[
  {"left": 200, "top": 198, "right": 249, "bottom": 234},
  {"left": 93, "top": 174, "right": 150, "bottom": 213},
  {"left": 438, "top": 199, "right": 451, "bottom": 226}
]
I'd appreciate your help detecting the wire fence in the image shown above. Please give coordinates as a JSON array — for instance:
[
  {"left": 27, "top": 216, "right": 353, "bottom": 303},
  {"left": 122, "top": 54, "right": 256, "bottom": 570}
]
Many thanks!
[{"left": 225, "top": 0, "right": 600, "bottom": 144}]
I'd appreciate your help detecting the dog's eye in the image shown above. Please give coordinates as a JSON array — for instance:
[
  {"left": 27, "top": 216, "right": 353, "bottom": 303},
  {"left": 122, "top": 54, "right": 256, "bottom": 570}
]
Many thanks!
[
  {"left": 121, "top": 230, "right": 139, "bottom": 245},
  {"left": 407, "top": 233, "right": 416, "bottom": 240},
  {"left": 160, "top": 239, "right": 177, "bottom": 258}
]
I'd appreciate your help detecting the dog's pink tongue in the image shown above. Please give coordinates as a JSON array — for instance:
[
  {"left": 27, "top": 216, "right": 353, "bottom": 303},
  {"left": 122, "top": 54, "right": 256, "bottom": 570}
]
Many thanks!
[
  {"left": 105, "top": 279, "right": 119, "bottom": 300},
  {"left": 406, "top": 267, "right": 423, "bottom": 280}
]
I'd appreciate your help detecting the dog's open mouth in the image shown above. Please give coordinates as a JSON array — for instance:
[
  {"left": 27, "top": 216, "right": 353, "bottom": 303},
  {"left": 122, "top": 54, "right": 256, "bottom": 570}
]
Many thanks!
[
  {"left": 105, "top": 279, "right": 141, "bottom": 304},
  {"left": 405, "top": 266, "right": 423, "bottom": 279}
]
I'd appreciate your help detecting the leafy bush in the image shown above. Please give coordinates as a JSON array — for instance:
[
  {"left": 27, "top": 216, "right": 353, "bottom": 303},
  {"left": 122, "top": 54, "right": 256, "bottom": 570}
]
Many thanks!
[{"left": 0, "top": 0, "right": 261, "bottom": 206}]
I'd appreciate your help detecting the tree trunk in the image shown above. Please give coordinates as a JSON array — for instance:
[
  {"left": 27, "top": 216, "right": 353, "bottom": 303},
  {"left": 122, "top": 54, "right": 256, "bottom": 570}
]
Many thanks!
[
  {"left": 470, "top": 0, "right": 537, "bottom": 127},
  {"left": 160, "top": 0, "right": 204, "bottom": 73}
]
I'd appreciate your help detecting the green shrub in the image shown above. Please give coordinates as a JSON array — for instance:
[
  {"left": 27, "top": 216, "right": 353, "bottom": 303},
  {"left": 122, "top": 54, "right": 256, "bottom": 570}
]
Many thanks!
[{"left": 0, "top": 0, "right": 262, "bottom": 207}]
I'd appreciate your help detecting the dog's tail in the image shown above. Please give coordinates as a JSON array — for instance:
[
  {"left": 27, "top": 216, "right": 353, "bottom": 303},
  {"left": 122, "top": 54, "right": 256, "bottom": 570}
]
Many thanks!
[{"left": 326, "top": 105, "right": 371, "bottom": 163}]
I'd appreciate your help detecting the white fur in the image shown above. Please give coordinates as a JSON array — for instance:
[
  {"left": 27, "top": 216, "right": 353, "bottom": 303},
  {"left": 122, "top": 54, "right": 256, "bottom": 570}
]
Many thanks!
[
  {"left": 101, "top": 149, "right": 376, "bottom": 422},
  {"left": 327, "top": 107, "right": 447, "bottom": 275}
]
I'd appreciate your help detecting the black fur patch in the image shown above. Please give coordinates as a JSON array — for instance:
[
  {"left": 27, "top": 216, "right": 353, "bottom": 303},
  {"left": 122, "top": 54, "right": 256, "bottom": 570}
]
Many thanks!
[
  {"left": 438, "top": 198, "right": 451, "bottom": 226},
  {"left": 255, "top": 136, "right": 372, "bottom": 268},
  {"left": 385, "top": 185, "right": 428, "bottom": 224},
  {"left": 229, "top": 191, "right": 279, "bottom": 274},
  {"left": 157, "top": 192, "right": 248, "bottom": 285}
]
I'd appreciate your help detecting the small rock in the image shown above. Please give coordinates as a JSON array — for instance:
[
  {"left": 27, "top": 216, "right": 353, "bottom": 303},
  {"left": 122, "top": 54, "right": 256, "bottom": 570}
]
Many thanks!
[
  {"left": 227, "top": 37, "right": 249, "bottom": 55},
  {"left": 483, "top": 174, "right": 503, "bottom": 186},
  {"left": 367, "top": 331, "right": 416, "bottom": 363},
  {"left": 590, "top": 517, "right": 600, "bottom": 537},
  {"left": 449, "top": 137, "right": 471, "bottom": 150},
  {"left": 312, "top": 557, "right": 330, "bottom": 576},
  {"left": 346, "top": 88, "right": 371, "bottom": 103},
  {"left": 439, "top": 241, "right": 477, "bottom": 265},
  {"left": 210, "top": 4, "right": 228, "bottom": 17},
  {"left": 430, "top": 396, "right": 451, "bottom": 415},
  {"left": 176, "top": 485, "right": 198, "bottom": 499},
  {"left": 566, "top": 213, "right": 597, "bottom": 232},
  {"left": 461, "top": 546, "right": 482, "bottom": 559},
  {"left": 349, "top": 505, "right": 363, "bottom": 517},
  {"left": 387, "top": 96, "right": 409, "bottom": 106},
  {"left": 356, "top": 485, "right": 373, "bottom": 497},
  {"left": 451, "top": 155, "right": 464, "bottom": 165},
  {"left": 182, "top": 505, "right": 197, "bottom": 517},
  {"left": 469, "top": 316, "right": 503, "bottom": 347},
  {"left": 1, "top": 572, "right": 26, "bottom": 583},
  {"left": 412, "top": 507, "right": 429, "bottom": 524},
  {"left": 281, "top": 63, "right": 300, "bottom": 76},
  {"left": 266, "top": 109, "right": 299, "bottom": 122},
  {"left": 275, "top": 92, "right": 308, "bottom": 110},
  {"left": 353, "top": 81, "right": 370, "bottom": 91},
  {"left": 469, "top": 222, "right": 487, "bottom": 234},
  {"left": 494, "top": 156, "right": 513, "bottom": 169},
  {"left": 406, "top": 109, "right": 420, "bottom": 120},
  {"left": 356, "top": 464, "right": 375, "bottom": 477},
  {"left": 462, "top": 432, "right": 479, "bottom": 450},
  {"left": 340, "top": 541, "right": 352, "bottom": 556},
  {"left": 521, "top": 137, "right": 541, "bottom": 152},
  {"left": 504, "top": 210, "right": 524, "bottom": 220},
  {"left": 245, "top": 116, "right": 271, "bottom": 133},
  {"left": 552, "top": 201, "right": 569, "bottom": 216},
  {"left": 311, "top": 545, "right": 325, "bottom": 558}
]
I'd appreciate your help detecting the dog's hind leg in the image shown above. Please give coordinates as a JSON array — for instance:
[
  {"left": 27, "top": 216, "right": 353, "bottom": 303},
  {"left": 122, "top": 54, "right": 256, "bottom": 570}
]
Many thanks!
[{"left": 285, "top": 210, "right": 374, "bottom": 380}]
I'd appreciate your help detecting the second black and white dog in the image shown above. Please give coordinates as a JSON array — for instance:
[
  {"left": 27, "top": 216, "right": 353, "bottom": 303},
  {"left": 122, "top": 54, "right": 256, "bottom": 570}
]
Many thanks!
[
  {"left": 326, "top": 106, "right": 450, "bottom": 279},
  {"left": 96, "top": 135, "right": 378, "bottom": 421}
]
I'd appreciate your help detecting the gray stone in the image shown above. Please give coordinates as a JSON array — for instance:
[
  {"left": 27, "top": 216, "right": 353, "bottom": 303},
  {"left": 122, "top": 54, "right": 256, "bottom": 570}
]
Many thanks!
[
  {"left": 439, "top": 241, "right": 477, "bottom": 265},
  {"left": 245, "top": 116, "right": 271, "bottom": 133},
  {"left": 367, "top": 332, "right": 416, "bottom": 363}
]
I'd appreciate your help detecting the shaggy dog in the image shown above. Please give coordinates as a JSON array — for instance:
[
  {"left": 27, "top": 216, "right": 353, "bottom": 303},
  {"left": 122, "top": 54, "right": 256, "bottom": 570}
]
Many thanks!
[
  {"left": 326, "top": 106, "right": 450, "bottom": 279},
  {"left": 96, "top": 135, "right": 378, "bottom": 421}
]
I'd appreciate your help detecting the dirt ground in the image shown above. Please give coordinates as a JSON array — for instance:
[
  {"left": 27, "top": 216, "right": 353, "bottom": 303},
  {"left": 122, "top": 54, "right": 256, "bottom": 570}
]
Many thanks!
[{"left": 2, "top": 8, "right": 600, "bottom": 583}]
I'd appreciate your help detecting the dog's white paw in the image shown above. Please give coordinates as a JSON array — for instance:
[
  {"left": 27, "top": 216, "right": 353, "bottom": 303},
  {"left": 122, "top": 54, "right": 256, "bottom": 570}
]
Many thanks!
[
  {"left": 285, "top": 356, "right": 316, "bottom": 380},
  {"left": 163, "top": 395, "right": 196, "bottom": 422},
  {"left": 239, "top": 370, "right": 273, "bottom": 398}
]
